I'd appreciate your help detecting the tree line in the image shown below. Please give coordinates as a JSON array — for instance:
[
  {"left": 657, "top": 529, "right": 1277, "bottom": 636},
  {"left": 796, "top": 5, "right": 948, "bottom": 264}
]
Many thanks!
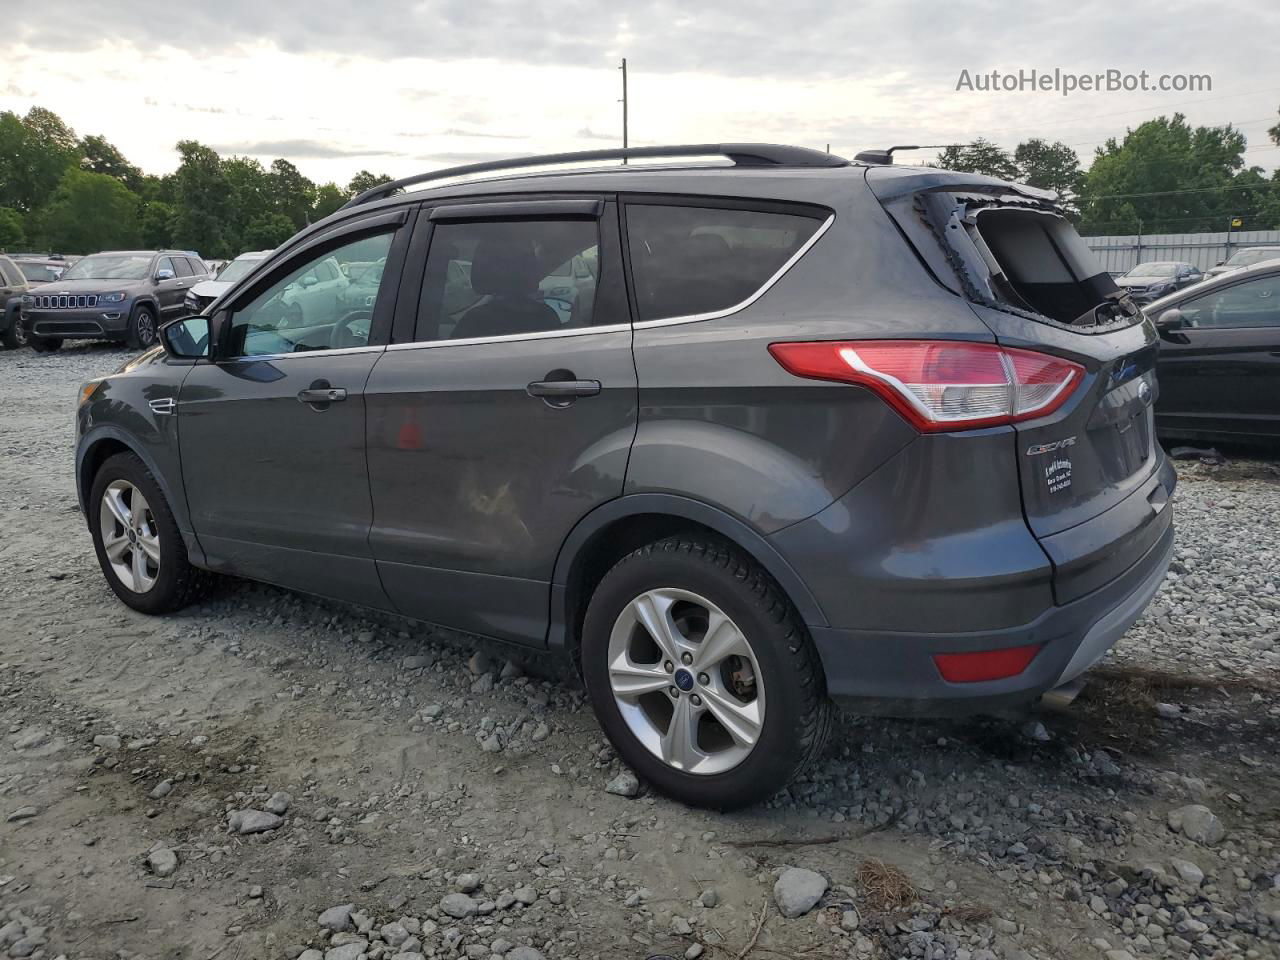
[
  {"left": 2, "top": 105, "right": 1279, "bottom": 257},
  {"left": 0, "top": 107, "right": 394, "bottom": 258},
  {"left": 935, "top": 111, "right": 1280, "bottom": 235}
]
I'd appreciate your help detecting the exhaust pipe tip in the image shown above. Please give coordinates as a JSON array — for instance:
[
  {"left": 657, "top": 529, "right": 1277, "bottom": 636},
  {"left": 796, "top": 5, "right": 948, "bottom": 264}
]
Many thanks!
[{"left": 1040, "top": 677, "right": 1087, "bottom": 712}]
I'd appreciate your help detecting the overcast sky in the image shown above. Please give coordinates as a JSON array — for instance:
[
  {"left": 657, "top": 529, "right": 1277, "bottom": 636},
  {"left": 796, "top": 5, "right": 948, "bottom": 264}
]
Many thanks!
[{"left": 4, "top": 0, "right": 1280, "bottom": 185}]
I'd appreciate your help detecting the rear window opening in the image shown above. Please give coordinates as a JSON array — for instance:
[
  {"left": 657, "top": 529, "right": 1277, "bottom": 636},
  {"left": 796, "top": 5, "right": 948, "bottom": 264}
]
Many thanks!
[{"left": 968, "top": 207, "right": 1120, "bottom": 326}]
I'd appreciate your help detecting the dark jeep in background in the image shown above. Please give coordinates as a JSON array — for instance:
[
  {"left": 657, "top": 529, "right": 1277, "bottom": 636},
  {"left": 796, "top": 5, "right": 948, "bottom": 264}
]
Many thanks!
[{"left": 22, "top": 250, "right": 210, "bottom": 352}]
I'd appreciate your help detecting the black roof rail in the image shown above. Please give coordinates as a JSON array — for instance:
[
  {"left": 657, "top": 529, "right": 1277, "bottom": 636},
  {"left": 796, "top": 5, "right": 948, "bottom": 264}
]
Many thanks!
[
  {"left": 854, "top": 144, "right": 961, "bottom": 165},
  {"left": 339, "top": 143, "right": 849, "bottom": 210}
]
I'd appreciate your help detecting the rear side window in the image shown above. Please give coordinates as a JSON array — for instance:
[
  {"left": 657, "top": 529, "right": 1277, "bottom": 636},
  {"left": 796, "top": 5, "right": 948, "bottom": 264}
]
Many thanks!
[
  {"left": 415, "top": 218, "right": 600, "bottom": 342},
  {"left": 625, "top": 203, "right": 824, "bottom": 322}
]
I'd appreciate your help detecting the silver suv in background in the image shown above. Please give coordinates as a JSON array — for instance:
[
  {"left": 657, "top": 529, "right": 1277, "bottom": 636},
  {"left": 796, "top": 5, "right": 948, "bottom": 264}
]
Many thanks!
[
  {"left": 22, "top": 250, "right": 211, "bottom": 352},
  {"left": 74, "top": 144, "right": 1174, "bottom": 808}
]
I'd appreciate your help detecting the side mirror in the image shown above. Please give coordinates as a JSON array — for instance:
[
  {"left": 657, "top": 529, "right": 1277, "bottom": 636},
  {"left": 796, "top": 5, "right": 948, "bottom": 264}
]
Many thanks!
[
  {"left": 1215, "top": 260, "right": 1225, "bottom": 267},
  {"left": 159, "top": 315, "right": 211, "bottom": 360},
  {"left": 299, "top": 275, "right": 318, "bottom": 288},
  {"left": 1155, "top": 307, "right": 1185, "bottom": 331},
  {"left": 156, "top": 268, "right": 175, "bottom": 282}
]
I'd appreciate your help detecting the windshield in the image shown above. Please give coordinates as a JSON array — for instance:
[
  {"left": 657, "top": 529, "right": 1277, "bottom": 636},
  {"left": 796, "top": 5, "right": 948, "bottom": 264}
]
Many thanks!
[
  {"left": 61, "top": 254, "right": 153, "bottom": 280},
  {"left": 217, "top": 258, "right": 264, "bottom": 284},
  {"left": 1225, "top": 248, "right": 1280, "bottom": 267},
  {"left": 16, "top": 262, "right": 59, "bottom": 282},
  {"left": 1125, "top": 263, "right": 1177, "bottom": 278}
]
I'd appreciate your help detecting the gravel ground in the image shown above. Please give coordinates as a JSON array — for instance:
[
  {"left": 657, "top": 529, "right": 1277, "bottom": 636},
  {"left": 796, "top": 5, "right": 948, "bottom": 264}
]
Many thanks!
[{"left": 1, "top": 342, "right": 1278, "bottom": 960}]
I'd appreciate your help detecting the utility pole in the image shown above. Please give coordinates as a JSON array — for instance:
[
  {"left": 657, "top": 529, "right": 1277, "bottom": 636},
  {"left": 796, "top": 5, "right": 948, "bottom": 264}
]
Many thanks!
[{"left": 619, "top": 58, "right": 629, "bottom": 164}]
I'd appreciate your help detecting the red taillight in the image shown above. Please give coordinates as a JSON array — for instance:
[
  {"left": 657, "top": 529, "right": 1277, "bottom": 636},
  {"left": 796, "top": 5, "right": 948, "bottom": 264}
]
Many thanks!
[
  {"left": 768, "top": 340, "right": 1083, "bottom": 431},
  {"left": 933, "top": 644, "right": 1041, "bottom": 683}
]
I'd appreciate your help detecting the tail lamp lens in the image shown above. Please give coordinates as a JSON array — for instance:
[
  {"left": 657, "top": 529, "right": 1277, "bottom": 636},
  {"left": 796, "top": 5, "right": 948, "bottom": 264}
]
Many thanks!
[{"left": 768, "top": 340, "right": 1083, "bottom": 431}]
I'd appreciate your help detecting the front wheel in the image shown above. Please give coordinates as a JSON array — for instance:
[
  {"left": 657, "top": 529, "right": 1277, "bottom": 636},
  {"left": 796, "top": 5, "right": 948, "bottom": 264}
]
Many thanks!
[
  {"left": 1, "top": 312, "right": 27, "bottom": 349},
  {"left": 127, "top": 303, "right": 159, "bottom": 349},
  {"left": 581, "top": 537, "right": 832, "bottom": 809},
  {"left": 89, "top": 452, "right": 209, "bottom": 614}
]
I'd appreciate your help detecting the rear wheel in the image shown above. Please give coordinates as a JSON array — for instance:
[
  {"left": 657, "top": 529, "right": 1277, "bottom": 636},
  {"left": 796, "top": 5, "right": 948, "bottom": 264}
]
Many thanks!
[
  {"left": 581, "top": 537, "right": 831, "bottom": 809},
  {"left": 89, "top": 452, "right": 209, "bottom": 614},
  {"left": 127, "top": 303, "right": 159, "bottom": 349}
]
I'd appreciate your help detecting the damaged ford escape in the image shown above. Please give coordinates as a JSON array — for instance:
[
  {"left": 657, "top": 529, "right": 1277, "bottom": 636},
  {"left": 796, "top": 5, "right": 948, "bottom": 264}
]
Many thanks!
[{"left": 74, "top": 144, "right": 1173, "bottom": 809}]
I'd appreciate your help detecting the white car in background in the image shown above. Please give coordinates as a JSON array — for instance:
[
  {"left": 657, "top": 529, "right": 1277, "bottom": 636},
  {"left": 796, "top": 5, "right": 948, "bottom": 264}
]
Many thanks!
[{"left": 183, "top": 250, "right": 273, "bottom": 315}]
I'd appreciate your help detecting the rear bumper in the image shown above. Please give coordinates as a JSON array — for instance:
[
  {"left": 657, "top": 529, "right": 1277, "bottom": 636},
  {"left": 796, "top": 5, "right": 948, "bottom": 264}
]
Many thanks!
[
  {"left": 811, "top": 518, "right": 1172, "bottom": 715},
  {"left": 26, "top": 308, "right": 130, "bottom": 340}
]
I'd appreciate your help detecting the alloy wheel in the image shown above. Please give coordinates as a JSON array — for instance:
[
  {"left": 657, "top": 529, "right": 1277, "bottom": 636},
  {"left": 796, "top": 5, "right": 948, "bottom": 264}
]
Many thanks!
[
  {"left": 136, "top": 309, "right": 157, "bottom": 346},
  {"left": 607, "top": 588, "right": 765, "bottom": 775},
  {"left": 99, "top": 479, "right": 160, "bottom": 593}
]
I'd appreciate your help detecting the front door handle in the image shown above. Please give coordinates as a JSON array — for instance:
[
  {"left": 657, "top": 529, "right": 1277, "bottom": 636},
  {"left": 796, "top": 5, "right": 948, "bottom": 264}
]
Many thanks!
[
  {"left": 527, "top": 379, "right": 601, "bottom": 399},
  {"left": 297, "top": 387, "right": 347, "bottom": 404}
]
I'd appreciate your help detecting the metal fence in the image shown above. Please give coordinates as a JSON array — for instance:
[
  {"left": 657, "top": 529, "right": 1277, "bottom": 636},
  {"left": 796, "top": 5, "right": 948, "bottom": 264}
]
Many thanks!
[{"left": 1081, "top": 230, "right": 1280, "bottom": 274}]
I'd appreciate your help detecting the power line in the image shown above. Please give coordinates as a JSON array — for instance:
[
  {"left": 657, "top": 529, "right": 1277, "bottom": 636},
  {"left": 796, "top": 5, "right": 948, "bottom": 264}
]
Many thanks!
[{"left": 1089, "top": 180, "right": 1280, "bottom": 201}]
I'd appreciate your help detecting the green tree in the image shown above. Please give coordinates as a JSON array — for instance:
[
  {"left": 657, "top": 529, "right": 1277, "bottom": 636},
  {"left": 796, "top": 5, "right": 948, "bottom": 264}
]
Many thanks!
[
  {"left": 934, "top": 138, "right": 1019, "bottom": 180},
  {"left": 347, "top": 170, "right": 394, "bottom": 196},
  {"left": 0, "top": 208, "right": 26, "bottom": 250},
  {"left": 80, "top": 134, "right": 142, "bottom": 189},
  {"left": 38, "top": 169, "right": 140, "bottom": 253},
  {"left": 170, "top": 140, "right": 231, "bottom": 258},
  {"left": 1077, "top": 114, "right": 1251, "bottom": 234},
  {"left": 1013, "top": 139, "right": 1085, "bottom": 201},
  {"left": 241, "top": 212, "right": 296, "bottom": 250},
  {"left": 139, "top": 200, "right": 175, "bottom": 248},
  {"left": 222, "top": 155, "right": 270, "bottom": 252},
  {"left": 0, "top": 107, "right": 82, "bottom": 212},
  {"left": 313, "top": 182, "right": 348, "bottom": 221},
  {"left": 267, "top": 158, "right": 316, "bottom": 230}
]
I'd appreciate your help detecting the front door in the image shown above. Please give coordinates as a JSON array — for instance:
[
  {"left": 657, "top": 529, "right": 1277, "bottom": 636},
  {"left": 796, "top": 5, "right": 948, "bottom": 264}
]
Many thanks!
[
  {"left": 178, "top": 214, "right": 411, "bottom": 606},
  {"left": 365, "top": 198, "right": 637, "bottom": 644},
  {"left": 1155, "top": 271, "right": 1280, "bottom": 440}
]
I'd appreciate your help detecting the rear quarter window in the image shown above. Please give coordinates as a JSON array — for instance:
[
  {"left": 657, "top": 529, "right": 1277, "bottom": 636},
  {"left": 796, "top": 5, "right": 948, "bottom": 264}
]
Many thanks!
[{"left": 624, "top": 203, "right": 825, "bottom": 322}]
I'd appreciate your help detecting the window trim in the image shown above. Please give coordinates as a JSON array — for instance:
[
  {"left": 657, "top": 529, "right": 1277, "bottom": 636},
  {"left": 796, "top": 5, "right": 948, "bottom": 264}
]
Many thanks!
[
  {"left": 429, "top": 198, "right": 604, "bottom": 222},
  {"left": 619, "top": 196, "right": 835, "bottom": 328}
]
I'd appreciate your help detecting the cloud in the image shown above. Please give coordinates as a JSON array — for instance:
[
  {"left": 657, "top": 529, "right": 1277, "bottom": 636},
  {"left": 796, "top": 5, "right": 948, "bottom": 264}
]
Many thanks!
[
  {"left": 212, "top": 139, "right": 403, "bottom": 159},
  {"left": 13, "top": 0, "right": 1273, "bottom": 84}
]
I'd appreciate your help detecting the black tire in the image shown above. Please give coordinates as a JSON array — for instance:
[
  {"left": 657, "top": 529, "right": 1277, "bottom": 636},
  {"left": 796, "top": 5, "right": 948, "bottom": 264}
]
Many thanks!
[
  {"left": 581, "top": 537, "right": 832, "bottom": 810},
  {"left": 27, "top": 330, "right": 62, "bottom": 352},
  {"left": 88, "top": 452, "right": 210, "bottom": 614},
  {"left": 1, "top": 311, "right": 27, "bottom": 350},
  {"left": 127, "top": 303, "right": 159, "bottom": 349}
]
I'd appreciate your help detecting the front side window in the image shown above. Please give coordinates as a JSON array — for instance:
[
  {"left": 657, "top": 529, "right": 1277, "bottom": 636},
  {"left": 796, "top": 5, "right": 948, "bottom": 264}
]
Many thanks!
[
  {"left": 416, "top": 218, "right": 600, "bottom": 342},
  {"left": 1177, "top": 274, "right": 1280, "bottom": 329},
  {"left": 156, "top": 256, "right": 176, "bottom": 278},
  {"left": 172, "top": 257, "right": 195, "bottom": 277},
  {"left": 227, "top": 232, "right": 395, "bottom": 357},
  {"left": 625, "top": 203, "right": 824, "bottom": 322}
]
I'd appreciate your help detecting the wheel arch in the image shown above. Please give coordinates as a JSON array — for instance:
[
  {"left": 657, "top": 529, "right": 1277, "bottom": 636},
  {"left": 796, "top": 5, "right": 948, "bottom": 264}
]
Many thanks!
[
  {"left": 76, "top": 426, "right": 201, "bottom": 562},
  {"left": 548, "top": 494, "right": 828, "bottom": 653}
]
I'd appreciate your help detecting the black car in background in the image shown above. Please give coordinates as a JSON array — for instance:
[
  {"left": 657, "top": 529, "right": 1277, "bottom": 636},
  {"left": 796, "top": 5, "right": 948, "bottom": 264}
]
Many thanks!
[
  {"left": 1114, "top": 261, "right": 1203, "bottom": 304},
  {"left": 1148, "top": 260, "right": 1280, "bottom": 443}
]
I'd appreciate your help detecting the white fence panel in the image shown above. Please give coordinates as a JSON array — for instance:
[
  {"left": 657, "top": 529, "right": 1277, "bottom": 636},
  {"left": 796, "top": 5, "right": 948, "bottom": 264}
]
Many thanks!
[{"left": 1081, "top": 230, "right": 1280, "bottom": 273}]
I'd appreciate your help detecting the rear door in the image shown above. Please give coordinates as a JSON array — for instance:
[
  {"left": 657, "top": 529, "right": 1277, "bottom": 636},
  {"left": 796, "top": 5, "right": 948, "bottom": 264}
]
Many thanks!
[
  {"left": 364, "top": 197, "right": 637, "bottom": 645},
  {"left": 1153, "top": 271, "right": 1280, "bottom": 440},
  {"left": 178, "top": 209, "right": 413, "bottom": 606}
]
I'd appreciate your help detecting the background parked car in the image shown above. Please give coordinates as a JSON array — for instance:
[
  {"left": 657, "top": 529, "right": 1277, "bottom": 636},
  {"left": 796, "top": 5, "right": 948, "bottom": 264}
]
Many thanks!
[
  {"left": 1206, "top": 245, "right": 1280, "bottom": 278},
  {"left": 12, "top": 256, "right": 68, "bottom": 285},
  {"left": 0, "top": 255, "right": 31, "bottom": 349},
  {"left": 1148, "top": 259, "right": 1280, "bottom": 442},
  {"left": 21, "top": 250, "right": 211, "bottom": 352},
  {"left": 183, "top": 250, "right": 271, "bottom": 315},
  {"left": 1113, "top": 261, "right": 1203, "bottom": 304}
]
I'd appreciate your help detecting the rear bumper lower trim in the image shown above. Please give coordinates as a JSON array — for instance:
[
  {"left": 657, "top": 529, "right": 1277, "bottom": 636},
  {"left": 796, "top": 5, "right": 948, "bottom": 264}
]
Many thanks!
[{"left": 812, "top": 521, "right": 1174, "bottom": 716}]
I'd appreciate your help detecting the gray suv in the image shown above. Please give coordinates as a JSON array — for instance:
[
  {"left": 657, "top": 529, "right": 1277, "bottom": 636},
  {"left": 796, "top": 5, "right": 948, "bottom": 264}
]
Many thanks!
[
  {"left": 73, "top": 144, "right": 1175, "bottom": 809},
  {"left": 23, "top": 250, "right": 210, "bottom": 352}
]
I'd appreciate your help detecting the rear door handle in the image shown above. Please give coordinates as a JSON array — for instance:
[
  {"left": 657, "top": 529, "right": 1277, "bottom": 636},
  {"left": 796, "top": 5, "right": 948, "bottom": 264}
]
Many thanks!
[
  {"left": 297, "top": 387, "right": 347, "bottom": 404},
  {"left": 526, "top": 379, "right": 601, "bottom": 399}
]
